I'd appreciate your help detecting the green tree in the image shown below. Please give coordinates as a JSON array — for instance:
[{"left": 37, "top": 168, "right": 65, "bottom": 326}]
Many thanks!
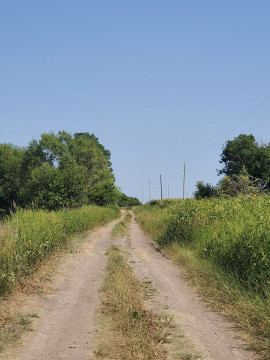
[
  {"left": 26, "top": 162, "right": 88, "bottom": 210},
  {"left": 71, "top": 133, "right": 117, "bottom": 205},
  {"left": 0, "top": 131, "right": 118, "bottom": 211},
  {"left": 0, "top": 144, "right": 24, "bottom": 213},
  {"left": 219, "top": 134, "right": 270, "bottom": 185},
  {"left": 117, "top": 192, "right": 141, "bottom": 207},
  {"left": 194, "top": 181, "right": 217, "bottom": 199}
]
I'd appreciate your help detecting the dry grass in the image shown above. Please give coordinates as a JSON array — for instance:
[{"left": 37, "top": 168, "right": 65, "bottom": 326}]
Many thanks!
[
  {"left": 94, "top": 245, "right": 203, "bottom": 360},
  {"left": 94, "top": 246, "right": 170, "bottom": 360},
  {"left": 0, "top": 312, "right": 39, "bottom": 353},
  {"left": 111, "top": 212, "right": 132, "bottom": 239}
]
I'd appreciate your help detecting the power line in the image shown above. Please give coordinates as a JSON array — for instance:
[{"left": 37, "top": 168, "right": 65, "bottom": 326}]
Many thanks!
[{"left": 168, "top": 92, "right": 270, "bottom": 177}]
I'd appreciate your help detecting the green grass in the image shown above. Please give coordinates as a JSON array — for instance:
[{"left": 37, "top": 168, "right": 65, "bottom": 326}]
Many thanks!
[
  {"left": 135, "top": 196, "right": 270, "bottom": 359},
  {"left": 0, "top": 205, "right": 120, "bottom": 295}
]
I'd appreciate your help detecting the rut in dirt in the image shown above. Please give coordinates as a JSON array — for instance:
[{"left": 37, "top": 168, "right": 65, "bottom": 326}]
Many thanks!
[{"left": 14, "top": 217, "right": 121, "bottom": 360}]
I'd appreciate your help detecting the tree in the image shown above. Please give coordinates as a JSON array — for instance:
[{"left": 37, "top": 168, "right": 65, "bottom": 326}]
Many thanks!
[
  {"left": 26, "top": 162, "right": 88, "bottom": 210},
  {"left": 0, "top": 144, "right": 25, "bottom": 213},
  {"left": 117, "top": 192, "right": 141, "bottom": 207},
  {"left": 194, "top": 181, "right": 217, "bottom": 199},
  {"left": 70, "top": 133, "right": 117, "bottom": 205},
  {"left": 219, "top": 134, "right": 270, "bottom": 186},
  {"left": 0, "top": 131, "right": 118, "bottom": 212}
]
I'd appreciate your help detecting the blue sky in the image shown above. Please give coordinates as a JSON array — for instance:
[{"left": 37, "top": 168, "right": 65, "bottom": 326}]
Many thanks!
[{"left": 1, "top": 1, "right": 270, "bottom": 201}]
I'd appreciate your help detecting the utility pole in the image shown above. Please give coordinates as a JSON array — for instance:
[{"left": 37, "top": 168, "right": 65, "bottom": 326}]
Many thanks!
[
  {"left": 183, "top": 162, "right": 186, "bottom": 199},
  {"left": 168, "top": 185, "right": 170, "bottom": 199},
  {"left": 142, "top": 186, "right": 144, "bottom": 204},
  {"left": 149, "top": 179, "right": 151, "bottom": 202},
  {"left": 160, "top": 174, "right": 163, "bottom": 200}
]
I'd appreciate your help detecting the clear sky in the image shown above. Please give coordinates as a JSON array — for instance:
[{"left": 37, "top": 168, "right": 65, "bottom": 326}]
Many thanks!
[{"left": 1, "top": 1, "right": 270, "bottom": 202}]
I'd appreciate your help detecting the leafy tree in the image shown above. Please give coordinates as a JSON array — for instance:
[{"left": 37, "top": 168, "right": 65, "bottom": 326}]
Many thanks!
[
  {"left": 219, "top": 134, "right": 270, "bottom": 184},
  {"left": 0, "top": 144, "right": 24, "bottom": 213},
  {"left": 70, "top": 133, "right": 117, "bottom": 205},
  {"left": 194, "top": 181, "right": 217, "bottom": 199},
  {"left": 0, "top": 130, "right": 118, "bottom": 212},
  {"left": 25, "top": 162, "right": 88, "bottom": 210},
  {"left": 118, "top": 192, "right": 141, "bottom": 207}
]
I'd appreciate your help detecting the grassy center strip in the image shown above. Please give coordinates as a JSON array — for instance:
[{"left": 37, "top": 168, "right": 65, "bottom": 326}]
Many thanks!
[
  {"left": 111, "top": 212, "right": 132, "bottom": 239},
  {"left": 94, "top": 246, "right": 168, "bottom": 360}
]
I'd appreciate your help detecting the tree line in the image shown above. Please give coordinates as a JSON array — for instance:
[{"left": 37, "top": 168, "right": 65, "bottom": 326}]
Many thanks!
[
  {"left": 0, "top": 131, "right": 140, "bottom": 214},
  {"left": 194, "top": 134, "right": 270, "bottom": 199}
]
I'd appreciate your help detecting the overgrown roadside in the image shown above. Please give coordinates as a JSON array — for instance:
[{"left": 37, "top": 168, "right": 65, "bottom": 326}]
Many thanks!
[
  {"left": 0, "top": 205, "right": 120, "bottom": 296},
  {"left": 135, "top": 203, "right": 269, "bottom": 359}
]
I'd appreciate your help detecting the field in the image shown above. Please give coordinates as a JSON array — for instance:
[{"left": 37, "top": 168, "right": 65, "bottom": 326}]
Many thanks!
[
  {"left": 135, "top": 197, "right": 270, "bottom": 358},
  {"left": 0, "top": 205, "right": 120, "bottom": 295}
]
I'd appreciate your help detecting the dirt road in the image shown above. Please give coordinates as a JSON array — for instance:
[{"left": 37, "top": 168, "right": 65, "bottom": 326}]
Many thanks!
[
  {"left": 11, "top": 212, "right": 257, "bottom": 360},
  {"left": 13, "top": 217, "right": 120, "bottom": 360}
]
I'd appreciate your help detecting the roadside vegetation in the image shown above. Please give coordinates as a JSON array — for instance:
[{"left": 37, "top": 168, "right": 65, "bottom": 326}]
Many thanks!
[
  {"left": 0, "top": 205, "right": 120, "bottom": 295},
  {"left": 135, "top": 197, "right": 270, "bottom": 359},
  {"left": 0, "top": 312, "right": 39, "bottom": 353}
]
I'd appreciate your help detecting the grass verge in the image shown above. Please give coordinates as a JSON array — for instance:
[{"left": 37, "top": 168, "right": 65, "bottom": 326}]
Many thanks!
[
  {"left": 94, "top": 246, "right": 169, "bottom": 360},
  {"left": 0, "top": 205, "right": 120, "bottom": 295},
  {"left": 111, "top": 212, "right": 132, "bottom": 239},
  {"left": 165, "top": 244, "right": 270, "bottom": 359}
]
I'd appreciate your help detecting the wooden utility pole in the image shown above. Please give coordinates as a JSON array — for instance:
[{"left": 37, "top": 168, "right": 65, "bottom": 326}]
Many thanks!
[
  {"left": 183, "top": 162, "right": 186, "bottom": 199},
  {"left": 168, "top": 185, "right": 170, "bottom": 199},
  {"left": 160, "top": 175, "right": 163, "bottom": 200},
  {"left": 142, "top": 186, "right": 144, "bottom": 204},
  {"left": 149, "top": 179, "right": 151, "bottom": 202}
]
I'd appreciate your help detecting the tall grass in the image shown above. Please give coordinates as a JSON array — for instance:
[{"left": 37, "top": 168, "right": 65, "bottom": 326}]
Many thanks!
[
  {"left": 136, "top": 197, "right": 270, "bottom": 296},
  {"left": 135, "top": 197, "right": 270, "bottom": 358},
  {"left": 0, "top": 205, "right": 120, "bottom": 294}
]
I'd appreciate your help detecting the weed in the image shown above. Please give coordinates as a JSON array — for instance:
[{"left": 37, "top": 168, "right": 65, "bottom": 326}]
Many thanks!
[
  {"left": 0, "top": 205, "right": 120, "bottom": 295},
  {"left": 0, "top": 312, "right": 39, "bottom": 352},
  {"left": 94, "top": 246, "right": 169, "bottom": 359},
  {"left": 135, "top": 198, "right": 270, "bottom": 359}
]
